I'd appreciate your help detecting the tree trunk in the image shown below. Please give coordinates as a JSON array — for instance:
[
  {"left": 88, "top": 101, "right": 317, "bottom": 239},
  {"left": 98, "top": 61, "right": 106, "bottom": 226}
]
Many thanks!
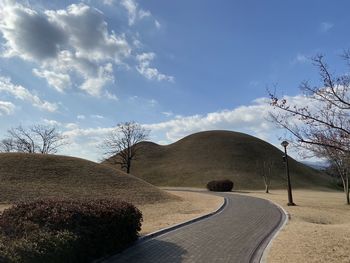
[
  {"left": 346, "top": 176, "right": 349, "bottom": 205},
  {"left": 265, "top": 184, "right": 269, "bottom": 194},
  {"left": 126, "top": 158, "right": 131, "bottom": 174},
  {"left": 341, "top": 175, "right": 349, "bottom": 205}
]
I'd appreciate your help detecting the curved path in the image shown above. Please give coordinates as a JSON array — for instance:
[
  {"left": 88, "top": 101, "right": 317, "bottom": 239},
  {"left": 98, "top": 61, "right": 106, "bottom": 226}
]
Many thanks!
[{"left": 104, "top": 193, "right": 285, "bottom": 263}]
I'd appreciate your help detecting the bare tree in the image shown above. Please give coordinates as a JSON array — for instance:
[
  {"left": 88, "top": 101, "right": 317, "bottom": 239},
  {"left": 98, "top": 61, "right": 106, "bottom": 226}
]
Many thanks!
[
  {"left": 30, "top": 125, "right": 66, "bottom": 154},
  {"left": 256, "top": 160, "right": 274, "bottom": 193},
  {"left": 269, "top": 52, "right": 350, "bottom": 204},
  {"left": 1, "top": 125, "right": 66, "bottom": 154},
  {"left": 100, "top": 121, "right": 149, "bottom": 174},
  {"left": 0, "top": 138, "right": 15, "bottom": 152},
  {"left": 317, "top": 147, "right": 349, "bottom": 204}
]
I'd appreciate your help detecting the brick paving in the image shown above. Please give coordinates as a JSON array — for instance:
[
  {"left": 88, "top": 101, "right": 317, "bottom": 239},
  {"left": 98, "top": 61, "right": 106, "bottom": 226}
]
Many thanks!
[{"left": 104, "top": 193, "right": 283, "bottom": 263}]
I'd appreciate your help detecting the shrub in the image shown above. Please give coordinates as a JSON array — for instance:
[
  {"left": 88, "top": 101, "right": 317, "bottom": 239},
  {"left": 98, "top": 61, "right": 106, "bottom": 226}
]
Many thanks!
[
  {"left": 0, "top": 199, "right": 143, "bottom": 262},
  {"left": 207, "top": 179, "right": 234, "bottom": 192},
  {"left": 0, "top": 230, "right": 78, "bottom": 263}
]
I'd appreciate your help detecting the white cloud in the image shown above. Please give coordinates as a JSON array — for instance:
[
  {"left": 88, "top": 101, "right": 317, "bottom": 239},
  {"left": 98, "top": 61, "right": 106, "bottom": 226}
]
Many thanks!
[
  {"left": 102, "top": 0, "right": 115, "bottom": 6},
  {"left": 162, "top": 111, "right": 173, "bottom": 117},
  {"left": 145, "top": 95, "right": 317, "bottom": 143},
  {"left": 320, "top": 22, "right": 334, "bottom": 32},
  {"left": 42, "top": 119, "right": 61, "bottom": 126},
  {"left": 154, "top": 19, "right": 161, "bottom": 29},
  {"left": 148, "top": 99, "right": 158, "bottom": 107},
  {"left": 120, "top": 0, "right": 137, "bottom": 25},
  {"left": 0, "top": 1, "right": 66, "bottom": 60},
  {"left": 90, "top": 114, "right": 104, "bottom": 119},
  {"left": 120, "top": 0, "right": 151, "bottom": 26},
  {"left": 0, "top": 76, "right": 58, "bottom": 112},
  {"left": 46, "top": 4, "right": 131, "bottom": 61},
  {"left": 144, "top": 98, "right": 275, "bottom": 142},
  {"left": 104, "top": 90, "right": 119, "bottom": 101},
  {"left": 63, "top": 126, "right": 113, "bottom": 140},
  {"left": 138, "top": 9, "right": 151, "bottom": 19},
  {"left": 79, "top": 63, "right": 114, "bottom": 96},
  {"left": 0, "top": 2, "right": 131, "bottom": 97},
  {"left": 293, "top": 53, "right": 308, "bottom": 64},
  {"left": 136, "top": 52, "right": 174, "bottom": 82},
  {"left": 0, "top": 2, "right": 171, "bottom": 97},
  {"left": 0, "top": 101, "right": 15, "bottom": 116},
  {"left": 77, "top": 115, "right": 86, "bottom": 120},
  {"left": 65, "top": 122, "right": 79, "bottom": 129},
  {"left": 33, "top": 69, "right": 71, "bottom": 92}
]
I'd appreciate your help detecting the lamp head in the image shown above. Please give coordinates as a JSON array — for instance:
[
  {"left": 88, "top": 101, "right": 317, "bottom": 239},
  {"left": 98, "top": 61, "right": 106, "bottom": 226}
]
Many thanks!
[{"left": 281, "top": 140, "right": 289, "bottom": 148}]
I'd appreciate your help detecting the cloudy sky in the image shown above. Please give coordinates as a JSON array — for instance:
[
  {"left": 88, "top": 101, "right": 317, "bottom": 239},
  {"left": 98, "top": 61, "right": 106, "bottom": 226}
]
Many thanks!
[{"left": 0, "top": 0, "right": 349, "bottom": 161}]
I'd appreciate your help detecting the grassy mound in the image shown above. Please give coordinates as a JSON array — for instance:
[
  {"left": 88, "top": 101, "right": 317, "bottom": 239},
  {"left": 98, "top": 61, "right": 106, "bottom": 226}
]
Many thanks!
[
  {"left": 0, "top": 153, "right": 177, "bottom": 204},
  {"left": 107, "top": 130, "right": 334, "bottom": 190}
]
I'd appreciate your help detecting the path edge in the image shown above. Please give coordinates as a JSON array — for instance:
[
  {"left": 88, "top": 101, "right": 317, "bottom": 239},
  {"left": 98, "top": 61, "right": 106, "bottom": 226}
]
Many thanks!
[
  {"left": 97, "top": 195, "right": 227, "bottom": 262},
  {"left": 257, "top": 200, "right": 289, "bottom": 263},
  {"left": 139, "top": 195, "right": 227, "bottom": 243}
]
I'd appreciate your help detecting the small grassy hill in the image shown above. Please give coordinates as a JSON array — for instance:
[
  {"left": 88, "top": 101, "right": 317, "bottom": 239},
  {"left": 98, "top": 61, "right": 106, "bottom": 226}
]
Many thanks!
[
  {"left": 0, "top": 153, "right": 177, "bottom": 204},
  {"left": 108, "top": 130, "right": 334, "bottom": 190}
]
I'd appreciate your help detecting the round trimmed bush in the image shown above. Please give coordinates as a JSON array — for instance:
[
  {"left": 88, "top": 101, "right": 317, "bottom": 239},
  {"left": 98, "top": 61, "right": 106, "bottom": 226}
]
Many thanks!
[
  {"left": 206, "top": 179, "right": 234, "bottom": 192},
  {"left": 0, "top": 198, "right": 143, "bottom": 262}
]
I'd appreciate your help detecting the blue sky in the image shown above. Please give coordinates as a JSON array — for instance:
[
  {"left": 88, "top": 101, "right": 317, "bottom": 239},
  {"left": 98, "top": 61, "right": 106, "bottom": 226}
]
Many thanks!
[{"left": 0, "top": 0, "right": 349, "bottom": 161}]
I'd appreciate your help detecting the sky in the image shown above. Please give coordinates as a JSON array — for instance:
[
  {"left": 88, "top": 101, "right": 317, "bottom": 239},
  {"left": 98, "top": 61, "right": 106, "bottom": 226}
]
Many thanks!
[{"left": 0, "top": 0, "right": 350, "bottom": 162}]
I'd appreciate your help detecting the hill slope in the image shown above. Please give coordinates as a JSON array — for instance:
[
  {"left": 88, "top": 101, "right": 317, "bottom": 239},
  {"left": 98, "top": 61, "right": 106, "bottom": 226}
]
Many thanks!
[
  {"left": 0, "top": 153, "right": 177, "bottom": 204},
  {"left": 108, "top": 131, "right": 334, "bottom": 190}
]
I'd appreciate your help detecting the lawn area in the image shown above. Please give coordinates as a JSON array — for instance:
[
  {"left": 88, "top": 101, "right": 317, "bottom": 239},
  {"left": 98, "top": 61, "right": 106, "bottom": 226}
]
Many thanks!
[
  {"left": 138, "top": 190, "right": 224, "bottom": 235},
  {"left": 239, "top": 189, "right": 350, "bottom": 263}
]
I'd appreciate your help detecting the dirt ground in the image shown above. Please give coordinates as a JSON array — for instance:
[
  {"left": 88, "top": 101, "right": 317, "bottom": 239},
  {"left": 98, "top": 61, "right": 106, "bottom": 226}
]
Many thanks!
[
  {"left": 238, "top": 189, "right": 350, "bottom": 263},
  {"left": 138, "top": 190, "right": 224, "bottom": 235}
]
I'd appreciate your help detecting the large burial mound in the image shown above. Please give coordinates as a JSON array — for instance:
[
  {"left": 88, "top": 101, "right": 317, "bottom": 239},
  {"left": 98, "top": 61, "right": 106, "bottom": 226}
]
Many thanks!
[
  {"left": 0, "top": 153, "right": 177, "bottom": 204},
  {"left": 109, "top": 130, "right": 334, "bottom": 190}
]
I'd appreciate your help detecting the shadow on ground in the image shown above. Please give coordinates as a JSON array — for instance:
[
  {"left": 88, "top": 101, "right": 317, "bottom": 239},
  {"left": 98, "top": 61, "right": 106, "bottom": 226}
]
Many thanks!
[{"left": 104, "top": 239, "right": 187, "bottom": 263}]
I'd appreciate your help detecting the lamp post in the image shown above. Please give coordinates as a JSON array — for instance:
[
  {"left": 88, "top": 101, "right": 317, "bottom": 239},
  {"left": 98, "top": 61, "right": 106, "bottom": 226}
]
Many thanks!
[{"left": 281, "top": 141, "right": 296, "bottom": 206}]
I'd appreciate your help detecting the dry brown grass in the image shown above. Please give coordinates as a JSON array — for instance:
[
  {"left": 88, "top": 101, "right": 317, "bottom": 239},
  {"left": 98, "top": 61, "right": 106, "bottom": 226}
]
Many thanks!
[
  {"left": 0, "top": 153, "right": 178, "bottom": 205},
  {"left": 108, "top": 130, "right": 333, "bottom": 190},
  {"left": 138, "top": 190, "right": 224, "bottom": 235},
  {"left": 238, "top": 189, "right": 350, "bottom": 263}
]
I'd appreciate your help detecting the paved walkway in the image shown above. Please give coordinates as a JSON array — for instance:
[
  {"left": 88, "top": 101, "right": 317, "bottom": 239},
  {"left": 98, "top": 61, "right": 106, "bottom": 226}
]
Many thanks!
[{"left": 104, "top": 193, "right": 284, "bottom": 263}]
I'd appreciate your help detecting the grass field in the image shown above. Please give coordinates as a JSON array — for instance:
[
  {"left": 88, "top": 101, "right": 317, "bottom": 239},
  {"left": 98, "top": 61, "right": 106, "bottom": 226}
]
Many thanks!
[
  {"left": 239, "top": 189, "right": 350, "bottom": 263},
  {"left": 0, "top": 153, "right": 178, "bottom": 205},
  {"left": 108, "top": 130, "right": 334, "bottom": 190}
]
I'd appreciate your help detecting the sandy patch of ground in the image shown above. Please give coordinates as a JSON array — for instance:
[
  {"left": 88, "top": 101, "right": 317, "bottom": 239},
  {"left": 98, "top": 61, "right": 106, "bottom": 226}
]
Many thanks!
[
  {"left": 238, "top": 189, "right": 350, "bottom": 263},
  {"left": 138, "top": 191, "right": 223, "bottom": 235}
]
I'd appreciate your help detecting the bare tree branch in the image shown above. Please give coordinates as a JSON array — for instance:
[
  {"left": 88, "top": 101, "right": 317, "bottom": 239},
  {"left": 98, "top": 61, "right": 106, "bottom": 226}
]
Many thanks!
[
  {"left": 269, "top": 51, "right": 350, "bottom": 204},
  {"left": 0, "top": 125, "right": 67, "bottom": 154},
  {"left": 100, "top": 121, "right": 150, "bottom": 174}
]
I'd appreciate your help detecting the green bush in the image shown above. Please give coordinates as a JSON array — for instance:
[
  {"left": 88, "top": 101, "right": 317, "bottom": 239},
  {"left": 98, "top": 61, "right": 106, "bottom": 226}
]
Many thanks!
[
  {"left": 0, "top": 199, "right": 143, "bottom": 262},
  {"left": 207, "top": 179, "right": 234, "bottom": 192}
]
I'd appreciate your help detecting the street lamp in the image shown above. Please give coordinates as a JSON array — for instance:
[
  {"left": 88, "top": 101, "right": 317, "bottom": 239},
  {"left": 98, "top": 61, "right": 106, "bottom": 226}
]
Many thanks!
[{"left": 281, "top": 141, "right": 296, "bottom": 206}]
